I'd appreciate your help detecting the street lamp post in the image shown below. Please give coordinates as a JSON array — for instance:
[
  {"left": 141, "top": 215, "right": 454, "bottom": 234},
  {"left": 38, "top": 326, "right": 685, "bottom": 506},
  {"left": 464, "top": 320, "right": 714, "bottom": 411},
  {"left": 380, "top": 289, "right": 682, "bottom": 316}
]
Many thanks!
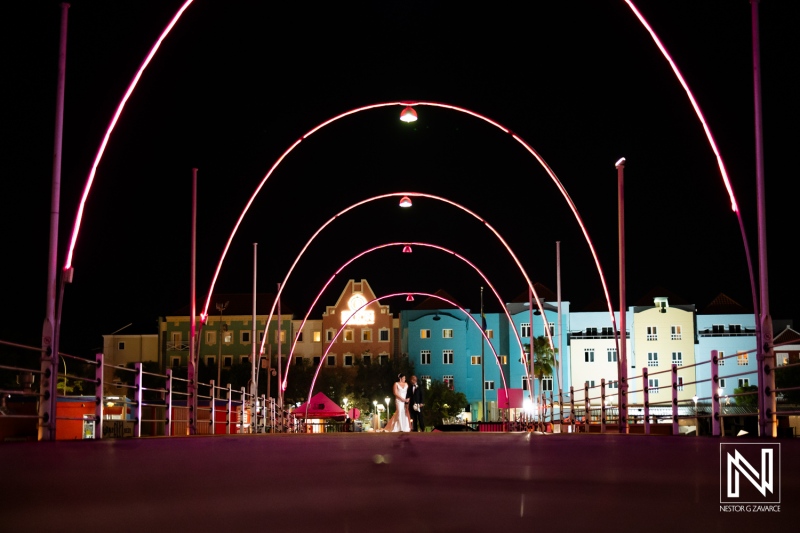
[
  {"left": 385, "top": 396, "right": 390, "bottom": 427},
  {"left": 616, "top": 157, "right": 629, "bottom": 434},
  {"left": 373, "top": 400, "right": 378, "bottom": 429},
  {"left": 343, "top": 398, "right": 349, "bottom": 432}
]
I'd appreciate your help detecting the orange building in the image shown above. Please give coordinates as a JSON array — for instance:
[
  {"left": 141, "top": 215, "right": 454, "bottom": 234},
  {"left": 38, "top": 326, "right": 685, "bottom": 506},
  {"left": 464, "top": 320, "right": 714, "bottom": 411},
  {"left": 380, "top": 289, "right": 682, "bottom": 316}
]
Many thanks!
[{"left": 321, "top": 279, "right": 396, "bottom": 368}]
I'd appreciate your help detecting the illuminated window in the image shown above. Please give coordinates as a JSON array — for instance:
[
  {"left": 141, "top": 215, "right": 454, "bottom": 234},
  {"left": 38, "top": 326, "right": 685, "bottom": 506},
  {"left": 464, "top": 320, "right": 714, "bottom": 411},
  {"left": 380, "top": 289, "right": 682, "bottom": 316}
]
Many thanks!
[
  {"left": 443, "top": 375, "right": 454, "bottom": 389},
  {"left": 343, "top": 329, "right": 354, "bottom": 342},
  {"left": 443, "top": 350, "right": 454, "bottom": 364},
  {"left": 521, "top": 323, "right": 531, "bottom": 338},
  {"left": 442, "top": 329, "right": 454, "bottom": 339},
  {"left": 718, "top": 351, "right": 725, "bottom": 366},
  {"left": 471, "top": 356, "right": 481, "bottom": 365},
  {"left": 737, "top": 352, "right": 748, "bottom": 366},
  {"left": 420, "top": 329, "right": 431, "bottom": 339},
  {"left": 420, "top": 350, "right": 431, "bottom": 365},
  {"left": 313, "top": 331, "right": 321, "bottom": 343},
  {"left": 647, "top": 326, "right": 658, "bottom": 341},
  {"left": 671, "top": 325, "right": 682, "bottom": 340},
  {"left": 499, "top": 356, "right": 508, "bottom": 364},
  {"left": 361, "top": 329, "right": 372, "bottom": 342},
  {"left": 647, "top": 352, "right": 659, "bottom": 367},
  {"left": 326, "top": 330, "right": 335, "bottom": 342},
  {"left": 486, "top": 329, "right": 494, "bottom": 339},
  {"left": 206, "top": 331, "right": 216, "bottom": 345},
  {"left": 274, "top": 329, "right": 285, "bottom": 343}
]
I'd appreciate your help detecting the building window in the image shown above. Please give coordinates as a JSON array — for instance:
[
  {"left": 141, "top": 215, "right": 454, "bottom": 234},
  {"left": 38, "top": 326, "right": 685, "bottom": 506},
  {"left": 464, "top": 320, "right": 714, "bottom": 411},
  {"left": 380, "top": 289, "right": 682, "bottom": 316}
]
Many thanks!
[
  {"left": 443, "top": 350, "right": 454, "bottom": 364},
  {"left": 471, "top": 356, "right": 481, "bottom": 365},
  {"left": 421, "top": 375, "right": 431, "bottom": 388},
  {"left": 443, "top": 375, "right": 454, "bottom": 390},
  {"left": 542, "top": 377, "right": 553, "bottom": 391},
  {"left": 206, "top": 331, "right": 216, "bottom": 345},
  {"left": 313, "top": 331, "right": 322, "bottom": 343},
  {"left": 258, "top": 331, "right": 265, "bottom": 344},
  {"left": 118, "top": 341, "right": 125, "bottom": 350},
  {"left": 677, "top": 376, "right": 684, "bottom": 392},
  {"left": 737, "top": 352, "right": 749, "bottom": 366},
  {"left": 499, "top": 355, "right": 508, "bottom": 364},
  {"left": 296, "top": 331, "right": 304, "bottom": 343},
  {"left": 420, "top": 350, "right": 431, "bottom": 365},
  {"left": 647, "top": 326, "right": 658, "bottom": 341},
  {"left": 343, "top": 330, "right": 354, "bottom": 342},
  {"left": 240, "top": 356, "right": 250, "bottom": 366},
  {"left": 295, "top": 356, "right": 304, "bottom": 366},
  {"left": 484, "top": 381, "right": 495, "bottom": 390},
  {"left": 522, "top": 377, "right": 531, "bottom": 391},
  {"left": 379, "top": 329, "right": 390, "bottom": 342},
  {"left": 420, "top": 329, "right": 431, "bottom": 339},
  {"left": 549, "top": 322, "right": 555, "bottom": 336},
  {"left": 326, "top": 330, "right": 335, "bottom": 342},
  {"left": 344, "top": 355, "right": 353, "bottom": 366},
  {"left": 738, "top": 378, "right": 750, "bottom": 388},
  {"left": 671, "top": 325, "right": 682, "bottom": 340},
  {"left": 205, "top": 355, "right": 216, "bottom": 366},
  {"left": 521, "top": 323, "right": 531, "bottom": 338},
  {"left": 648, "top": 378, "right": 659, "bottom": 394},
  {"left": 607, "top": 349, "right": 617, "bottom": 362},
  {"left": 442, "top": 329, "right": 454, "bottom": 339},
  {"left": 719, "top": 378, "right": 727, "bottom": 390},
  {"left": 672, "top": 352, "right": 683, "bottom": 366},
  {"left": 327, "top": 355, "right": 336, "bottom": 366},
  {"left": 362, "top": 355, "right": 371, "bottom": 365},
  {"left": 647, "top": 352, "right": 659, "bottom": 367},
  {"left": 241, "top": 331, "right": 250, "bottom": 344},
  {"left": 486, "top": 329, "right": 494, "bottom": 339},
  {"left": 712, "top": 324, "right": 724, "bottom": 333},
  {"left": 223, "top": 356, "right": 233, "bottom": 367},
  {"left": 170, "top": 356, "right": 181, "bottom": 368},
  {"left": 585, "top": 349, "right": 595, "bottom": 363},
  {"left": 274, "top": 329, "right": 286, "bottom": 343},
  {"left": 608, "top": 380, "right": 618, "bottom": 389},
  {"left": 379, "top": 355, "right": 388, "bottom": 366},
  {"left": 362, "top": 329, "right": 372, "bottom": 342},
  {"left": 730, "top": 324, "right": 742, "bottom": 334},
  {"left": 313, "top": 356, "right": 321, "bottom": 366}
]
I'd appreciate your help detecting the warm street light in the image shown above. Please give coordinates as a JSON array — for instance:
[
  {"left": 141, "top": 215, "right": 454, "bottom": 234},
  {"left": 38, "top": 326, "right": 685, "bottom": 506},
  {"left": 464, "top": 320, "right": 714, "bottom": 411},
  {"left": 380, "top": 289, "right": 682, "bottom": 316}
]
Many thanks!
[
  {"left": 385, "top": 396, "right": 390, "bottom": 424},
  {"left": 399, "top": 196, "right": 412, "bottom": 207},
  {"left": 399, "top": 106, "right": 417, "bottom": 122},
  {"left": 343, "top": 397, "right": 349, "bottom": 432}
]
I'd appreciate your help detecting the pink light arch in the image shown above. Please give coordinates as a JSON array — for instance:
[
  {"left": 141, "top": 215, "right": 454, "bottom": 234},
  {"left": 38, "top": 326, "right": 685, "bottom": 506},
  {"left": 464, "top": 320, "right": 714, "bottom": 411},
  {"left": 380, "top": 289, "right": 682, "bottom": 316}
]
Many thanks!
[
  {"left": 303, "top": 291, "right": 508, "bottom": 421},
  {"left": 276, "top": 241, "right": 532, "bottom": 393}
]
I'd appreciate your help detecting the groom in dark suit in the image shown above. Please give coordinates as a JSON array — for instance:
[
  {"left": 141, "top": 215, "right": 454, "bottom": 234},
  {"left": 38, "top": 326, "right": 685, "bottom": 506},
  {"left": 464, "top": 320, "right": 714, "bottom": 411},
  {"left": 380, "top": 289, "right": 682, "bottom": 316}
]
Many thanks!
[{"left": 407, "top": 375, "right": 425, "bottom": 432}]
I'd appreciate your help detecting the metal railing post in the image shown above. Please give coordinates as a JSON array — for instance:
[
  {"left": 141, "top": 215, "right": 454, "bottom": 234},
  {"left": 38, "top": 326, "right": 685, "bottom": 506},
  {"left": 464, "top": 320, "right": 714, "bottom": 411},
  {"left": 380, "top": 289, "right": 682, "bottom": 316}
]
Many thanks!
[
  {"left": 165, "top": 368, "right": 173, "bottom": 437},
  {"left": 600, "top": 378, "right": 606, "bottom": 433},
  {"left": 226, "top": 383, "right": 232, "bottom": 435},
  {"left": 240, "top": 386, "right": 246, "bottom": 434},
  {"left": 671, "top": 363, "right": 679, "bottom": 436},
  {"left": 134, "top": 362, "right": 143, "bottom": 438},
  {"left": 584, "top": 382, "right": 590, "bottom": 427},
  {"left": 95, "top": 353, "right": 104, "bottom": 440},
  {"left": 711, "top": 350, "right": 721, "bottom": 437},
  {"left": 209, "top": 379, "right": 215, "bottom": 436},
  {"left": 643, "top": 367, "right": 650, "bottom": 435}
]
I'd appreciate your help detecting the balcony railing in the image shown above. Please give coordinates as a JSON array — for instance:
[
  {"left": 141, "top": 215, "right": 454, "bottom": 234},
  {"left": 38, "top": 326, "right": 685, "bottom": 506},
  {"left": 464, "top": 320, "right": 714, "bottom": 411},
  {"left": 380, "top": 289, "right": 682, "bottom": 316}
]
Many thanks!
[{"left": 166, "top": 341, "right": 190, "bottom": 351}]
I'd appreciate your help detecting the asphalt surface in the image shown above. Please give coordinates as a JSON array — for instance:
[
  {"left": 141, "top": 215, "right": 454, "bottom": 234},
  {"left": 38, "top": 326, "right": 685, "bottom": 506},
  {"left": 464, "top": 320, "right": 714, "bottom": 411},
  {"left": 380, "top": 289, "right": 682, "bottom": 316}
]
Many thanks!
[{"left": 1, "top": 432, "right": 797, "bottom": 533}]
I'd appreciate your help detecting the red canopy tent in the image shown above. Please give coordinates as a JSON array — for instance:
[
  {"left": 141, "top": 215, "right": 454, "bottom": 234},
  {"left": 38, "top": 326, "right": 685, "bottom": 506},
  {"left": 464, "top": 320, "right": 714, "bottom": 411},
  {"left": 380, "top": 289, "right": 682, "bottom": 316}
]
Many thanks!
[{"left": 292, "top": 392, "right": 346, "bottom": 420}]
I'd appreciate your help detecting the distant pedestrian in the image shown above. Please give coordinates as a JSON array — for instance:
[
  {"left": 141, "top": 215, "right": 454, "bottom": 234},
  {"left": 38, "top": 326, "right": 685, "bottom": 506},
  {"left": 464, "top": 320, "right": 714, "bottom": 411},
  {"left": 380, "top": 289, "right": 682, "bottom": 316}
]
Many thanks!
[{"left": 407, "top": 375, "right": 426, "bottom": 432}]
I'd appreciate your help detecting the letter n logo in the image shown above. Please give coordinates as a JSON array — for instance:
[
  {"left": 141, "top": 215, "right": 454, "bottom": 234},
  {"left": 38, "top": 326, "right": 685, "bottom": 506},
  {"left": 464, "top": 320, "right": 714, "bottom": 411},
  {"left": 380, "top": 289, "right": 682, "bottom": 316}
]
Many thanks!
[{"left": 720, "top": 443, "right": 780, "bottom": 504}]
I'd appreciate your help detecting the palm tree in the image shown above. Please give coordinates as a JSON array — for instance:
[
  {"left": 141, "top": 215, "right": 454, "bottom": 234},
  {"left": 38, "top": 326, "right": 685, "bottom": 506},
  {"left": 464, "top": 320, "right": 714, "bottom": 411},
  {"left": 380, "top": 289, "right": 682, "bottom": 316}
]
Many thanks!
[{"left": 526, "top": 335, "right": 557, "bottom": 426}]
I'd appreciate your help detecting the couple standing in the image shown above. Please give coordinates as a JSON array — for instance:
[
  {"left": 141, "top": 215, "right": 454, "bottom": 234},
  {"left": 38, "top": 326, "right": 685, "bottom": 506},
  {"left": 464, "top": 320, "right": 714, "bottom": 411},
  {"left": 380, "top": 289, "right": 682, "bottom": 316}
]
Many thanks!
[{"left": 385, "top": 373, "right": 425, "bottom": 432}]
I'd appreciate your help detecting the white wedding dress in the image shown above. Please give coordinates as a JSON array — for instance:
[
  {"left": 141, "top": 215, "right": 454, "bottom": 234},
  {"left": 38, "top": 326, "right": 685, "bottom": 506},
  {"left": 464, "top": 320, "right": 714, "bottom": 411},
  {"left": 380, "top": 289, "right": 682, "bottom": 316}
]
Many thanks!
[{"left": 392, "top": 383, "right": 410, "bottom": 432}]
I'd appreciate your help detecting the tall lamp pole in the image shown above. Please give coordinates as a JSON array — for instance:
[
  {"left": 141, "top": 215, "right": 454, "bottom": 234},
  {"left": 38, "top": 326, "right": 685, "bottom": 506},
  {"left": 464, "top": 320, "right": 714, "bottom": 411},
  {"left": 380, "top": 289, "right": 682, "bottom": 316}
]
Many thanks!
[
  {"left": 616, "top": 157, "right": 629, "bottom": 434},
  {"left": 215, "top": 301, "right": 228, "bottom": 399}
]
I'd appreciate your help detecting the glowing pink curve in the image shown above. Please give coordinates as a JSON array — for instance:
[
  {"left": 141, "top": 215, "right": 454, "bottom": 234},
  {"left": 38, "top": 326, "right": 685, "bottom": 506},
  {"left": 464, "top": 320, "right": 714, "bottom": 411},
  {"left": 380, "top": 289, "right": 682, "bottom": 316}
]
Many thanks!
[
  {"left": 303, "top": 291, "right": 508, "bottom": 422},
  {"left": 624, "top": 1, "right": 758, "bottom": 340},
  {"left": 64, "top": 0, "right": 195, "bottom": 270},
  {"left": 200, "top": 103, "right": 617, "bottom": 349},
  {"left": 279, "top": 241, "right": 530, "bottom": 393}
]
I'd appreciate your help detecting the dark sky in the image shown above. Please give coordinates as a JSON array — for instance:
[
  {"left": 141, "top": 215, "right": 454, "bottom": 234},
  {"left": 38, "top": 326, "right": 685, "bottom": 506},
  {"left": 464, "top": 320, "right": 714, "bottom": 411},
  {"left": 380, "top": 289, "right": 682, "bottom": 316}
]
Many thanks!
[{"left": 3, "top": 1, "right": 797, "bottom": 354}]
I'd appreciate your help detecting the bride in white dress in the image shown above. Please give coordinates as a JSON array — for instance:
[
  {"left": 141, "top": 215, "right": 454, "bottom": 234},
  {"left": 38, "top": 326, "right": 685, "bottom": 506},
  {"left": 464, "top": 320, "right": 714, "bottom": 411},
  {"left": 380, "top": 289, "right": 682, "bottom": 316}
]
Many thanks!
[{"left": 385, "top": 373, "right": 411, "bottom": 432}]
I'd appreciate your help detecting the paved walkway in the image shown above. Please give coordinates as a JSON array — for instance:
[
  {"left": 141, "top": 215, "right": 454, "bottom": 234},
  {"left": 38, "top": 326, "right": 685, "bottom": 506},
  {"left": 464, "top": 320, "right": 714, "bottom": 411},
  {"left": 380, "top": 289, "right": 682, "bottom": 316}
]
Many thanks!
[{"left": 1, "top": 433, "right": 797, "bottom": 532}]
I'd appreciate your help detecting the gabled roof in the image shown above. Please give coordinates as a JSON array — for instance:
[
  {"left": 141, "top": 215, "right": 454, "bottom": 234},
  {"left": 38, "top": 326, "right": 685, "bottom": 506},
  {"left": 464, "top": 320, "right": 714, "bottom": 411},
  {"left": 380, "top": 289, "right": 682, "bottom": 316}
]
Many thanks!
[
  {"left": 510, "top": 283, "right": 557, "bottom": 303},
  {"left": 413, "top": 289, "right": 463, "bottom": 310},
  {"left": 701, "top": 293, "right": 752, "bottom": 315},
  {"left": 775, "top": 325, "right": 800, "bottom": 344}
]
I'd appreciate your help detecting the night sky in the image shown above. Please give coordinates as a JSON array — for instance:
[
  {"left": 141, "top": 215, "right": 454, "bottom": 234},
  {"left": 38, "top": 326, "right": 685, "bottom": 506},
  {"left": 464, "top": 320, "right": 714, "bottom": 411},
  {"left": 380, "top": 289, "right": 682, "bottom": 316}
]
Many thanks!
[{"left": 3, "top": 1, "right": 797, "bottom": 354}]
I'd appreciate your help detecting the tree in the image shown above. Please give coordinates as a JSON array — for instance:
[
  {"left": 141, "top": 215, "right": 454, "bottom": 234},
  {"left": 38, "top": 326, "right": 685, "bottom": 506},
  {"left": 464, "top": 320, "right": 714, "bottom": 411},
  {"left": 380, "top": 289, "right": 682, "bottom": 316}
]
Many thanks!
[
  {"left": 776, "top": 362, "right": 800, "bottom": 405},
  {"left": 732, "top": 385, "right": 758, "bottom": 407},
  {"left": 425, "top": 378, "right": 468, "bottom": 426},
  {"left": 526, "top": 335, "right": 558, "bottom": 397}
]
